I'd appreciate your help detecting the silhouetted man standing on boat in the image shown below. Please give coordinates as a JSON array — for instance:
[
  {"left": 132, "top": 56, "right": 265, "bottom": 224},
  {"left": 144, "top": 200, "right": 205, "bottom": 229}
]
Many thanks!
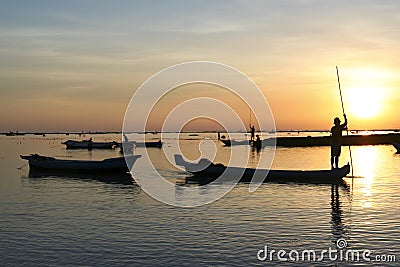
[
  {"left": 330, "top": 114, "right": 347, "bottom": 169},
  {"left": 249, "top": 125, "right": 255, "bottom": 142}
]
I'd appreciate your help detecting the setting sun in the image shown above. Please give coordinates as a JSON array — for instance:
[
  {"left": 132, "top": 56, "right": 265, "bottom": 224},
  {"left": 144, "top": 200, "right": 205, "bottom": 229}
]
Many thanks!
[{"left": 347, "top": 87, "right": 383, "bottom": 119}]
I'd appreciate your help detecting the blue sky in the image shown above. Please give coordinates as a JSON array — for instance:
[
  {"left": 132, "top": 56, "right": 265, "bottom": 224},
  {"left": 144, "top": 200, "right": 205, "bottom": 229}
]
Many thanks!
[{"left": 1, "top": 0, "right": 399, "bottom": 131}]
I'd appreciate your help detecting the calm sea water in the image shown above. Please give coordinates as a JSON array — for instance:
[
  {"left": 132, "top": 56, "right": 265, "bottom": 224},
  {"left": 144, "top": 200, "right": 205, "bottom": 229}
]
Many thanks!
[{"left": 0, "top": 133, "right": 399, "bottom": 266}]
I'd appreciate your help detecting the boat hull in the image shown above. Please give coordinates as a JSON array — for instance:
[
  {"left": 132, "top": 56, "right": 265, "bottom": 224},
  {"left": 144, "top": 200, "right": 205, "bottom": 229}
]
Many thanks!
[
  {"left": 174, "top": 155, "right": 350, "bottom": 184},
  {"left": 119, "top": 141, "right": 163, "bottom": 149},
  {"left": 220, "top": 139, "right": 250, "bottom": 146},
  {"left": 62, "top": 140, "right": 118, "bottom": 149},
  {"left": 21, "top": 154, "right": 141, "bottom": 172}
]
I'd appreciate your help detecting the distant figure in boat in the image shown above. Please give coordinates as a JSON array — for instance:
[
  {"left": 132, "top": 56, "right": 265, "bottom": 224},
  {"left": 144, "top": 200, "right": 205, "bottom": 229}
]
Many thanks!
[
  {"left": 249, "top": 125, "right": 255, "bottom": 141},
  {"left": 88, "top": 138, "right": 93, "bottom": 150},
  {"left": 330, "top": 114, "right": 347, "bottom": 169},
  {"left": 253, "top": 134, "right": 262, "bottom": 151}
]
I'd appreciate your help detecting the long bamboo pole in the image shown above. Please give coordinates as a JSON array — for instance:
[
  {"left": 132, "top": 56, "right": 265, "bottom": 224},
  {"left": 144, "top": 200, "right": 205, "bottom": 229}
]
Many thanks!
[{"left": 336, "top": 66, "right": 354, "bottom": 177}]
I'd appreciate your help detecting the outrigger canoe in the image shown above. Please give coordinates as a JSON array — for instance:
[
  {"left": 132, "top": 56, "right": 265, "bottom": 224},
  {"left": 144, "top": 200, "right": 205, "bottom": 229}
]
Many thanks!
[
  {"left": 20, "top": 154, "right": 141, "bottom": 172},
  {"left": 174, "top": 155, "right": 350, "bottom": 184}
]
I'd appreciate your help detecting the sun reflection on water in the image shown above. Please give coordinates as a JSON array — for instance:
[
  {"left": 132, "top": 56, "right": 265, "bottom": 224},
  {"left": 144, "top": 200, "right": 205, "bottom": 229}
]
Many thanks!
[{"left": 352, "top": 146, "right": 378, "bottom": 208}]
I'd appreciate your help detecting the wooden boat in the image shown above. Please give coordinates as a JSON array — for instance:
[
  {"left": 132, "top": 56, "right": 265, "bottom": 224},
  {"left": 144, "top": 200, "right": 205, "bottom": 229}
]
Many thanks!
[
  {"left": 174, "top": 155, "right": 350, "bottom": 184},
  {"left": 62, "top": 140, "right": 118, "bottom": 149},
  {"left": 220, "top": 139, "right": 250, "bottom": 146},
  {"left": 20, "top": 154, "right": 141, "bottom": 172},
  {"left": 393, "top": 143, "right": 400, "bottom": 153},
  {"left": 252, "top": 139, "right": 262, "bottom": 150},
  {"left": 135, "top": 140, "right": 163, "bottom": 148},
  {"left": 120, "top": 140, "right": 163, "bottom": 148},
  {"left": 5, "top": 131, "right": 25, "bottom": 136}
]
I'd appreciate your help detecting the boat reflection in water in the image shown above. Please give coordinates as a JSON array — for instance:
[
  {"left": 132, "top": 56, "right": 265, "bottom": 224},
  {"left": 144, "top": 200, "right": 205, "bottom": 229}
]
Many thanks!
[
  {"left": 27, "top": 169, "right": 135, "bottom": 185},
  {"left": 330, "top": 184, "right": 348, "bottom": 243}
]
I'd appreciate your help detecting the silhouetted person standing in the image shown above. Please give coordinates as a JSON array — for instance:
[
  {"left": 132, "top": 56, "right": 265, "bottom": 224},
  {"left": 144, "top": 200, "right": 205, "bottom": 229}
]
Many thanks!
[
  {"left": 249, "top": 125, "right": 255, "bottom": 142},
  {"left": 330, "top": 114, "right": 347, "bottom": 169}
]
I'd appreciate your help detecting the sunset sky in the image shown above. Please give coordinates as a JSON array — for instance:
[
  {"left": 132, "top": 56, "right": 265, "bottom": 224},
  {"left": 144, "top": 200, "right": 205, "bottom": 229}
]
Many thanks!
[{"left": 1, "top": 0, "right": 399, "bottom": 132}]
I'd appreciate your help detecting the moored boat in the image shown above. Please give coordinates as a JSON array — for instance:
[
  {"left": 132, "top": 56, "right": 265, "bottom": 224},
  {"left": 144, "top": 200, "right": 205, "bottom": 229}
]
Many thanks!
[
  {"left": 135, "top": 140, "right": 163, "bottom": 148},
  {"left": 5, "top": 131, "right": 25, "bottom": 136},
  {"left": 20, "top": 154, "right": 141, "bottom": 172},
  {"left": 174, "top": 155, "right": 350, "bottom": 184},
  {"left": 120, "top": 140, "right": 163, "bottom": 148},
  {"left": 62, "top": 139, "right": 118, "bottom": 149},
  {"left": 220, "top": 139, "right": 250, "bottom": 146}
]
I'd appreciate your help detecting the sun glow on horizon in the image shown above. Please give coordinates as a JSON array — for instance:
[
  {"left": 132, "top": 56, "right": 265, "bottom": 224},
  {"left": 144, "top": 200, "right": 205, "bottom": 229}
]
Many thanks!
[
  {"left": 343, "top": 67, "right": 393, "bottom": 120},
  {"left": 347, "top": 86, "right": 383, "bottom": 119}
]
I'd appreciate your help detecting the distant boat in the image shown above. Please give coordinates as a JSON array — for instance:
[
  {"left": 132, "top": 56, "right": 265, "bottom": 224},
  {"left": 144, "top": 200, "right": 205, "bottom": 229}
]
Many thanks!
[
  {"left": 252, "top": 139, "right": 262, "bottom": 150},
  {"left": 119, "top": 142, "right": 135, "bottom": 154},
  {"left": 393, "top": 143, "right": 400, "bottom": 153},
  {"left": 220, "top": 139, "right": 250, "bottom": 146},
  {"left": 62, "top": 140, "right": 118, "bottom": 149},
  {"left": 174, "top": 155, "right": 350, "bottom": 184},
  {"left": 5, "top": 131, "right": 25, "bottom": 136},
  {"left": 131, "top": 140, "right": 163, "bottom": 148},
  {"left": 20, "top": 154, "right": 141, "bottom": 172}
]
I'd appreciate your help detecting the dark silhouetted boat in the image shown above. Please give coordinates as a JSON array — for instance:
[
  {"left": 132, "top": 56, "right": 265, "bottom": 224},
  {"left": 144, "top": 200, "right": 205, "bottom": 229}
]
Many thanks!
[
  {"left": 220, "top": 139, "right": 250, "bottom": 146},
  {"left": 5, "top": 131, "right": 25, "bottom": 136},
  {"left": 20, "top": 154, "right": 141, "bottom": 172},
  {"left": 120, "top": 140, "right": 163, "bottom": 148},
  {"left": 135, "top": 140, "right": 163, "bottom": 148},
  {"left": 62, "top": 139, "right": 118, "bottom": 149},
  {"left": 174, "top": 155, "right": 350, "bottom": 184}
]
